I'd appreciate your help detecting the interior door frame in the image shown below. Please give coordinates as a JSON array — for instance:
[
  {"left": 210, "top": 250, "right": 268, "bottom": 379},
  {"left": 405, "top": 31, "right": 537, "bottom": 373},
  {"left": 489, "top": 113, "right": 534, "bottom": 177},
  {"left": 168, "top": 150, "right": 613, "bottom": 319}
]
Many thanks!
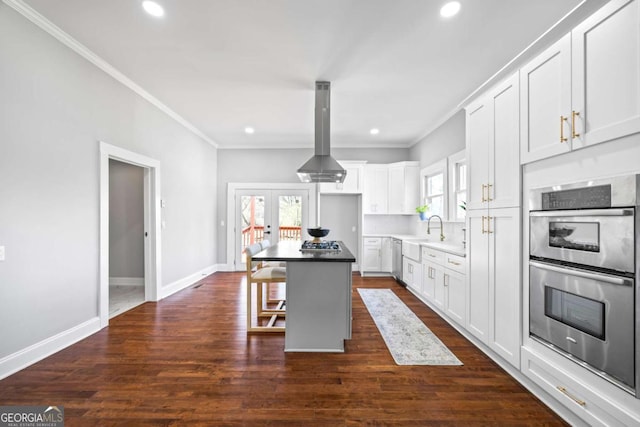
[
  {"left": 227, "top": 183, "right": 316, "bottom": 271},
  {"left": 99, "top": 141, "right": 161, "bottom": 328}
]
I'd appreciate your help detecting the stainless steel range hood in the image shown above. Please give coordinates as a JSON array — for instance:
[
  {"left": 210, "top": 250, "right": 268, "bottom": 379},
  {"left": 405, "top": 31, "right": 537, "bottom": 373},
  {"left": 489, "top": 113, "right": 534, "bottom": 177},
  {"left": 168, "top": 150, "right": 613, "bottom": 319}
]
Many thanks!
[{"left": 297, "top": 81, "right": 346, "bottom": 183}]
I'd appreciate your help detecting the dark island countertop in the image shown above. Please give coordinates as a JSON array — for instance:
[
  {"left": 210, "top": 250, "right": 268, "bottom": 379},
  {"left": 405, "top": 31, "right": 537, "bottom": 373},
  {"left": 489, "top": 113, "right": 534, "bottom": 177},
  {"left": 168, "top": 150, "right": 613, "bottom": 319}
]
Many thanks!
[{"left": 252, "top": 240, "right": 356, "bottom": 263}]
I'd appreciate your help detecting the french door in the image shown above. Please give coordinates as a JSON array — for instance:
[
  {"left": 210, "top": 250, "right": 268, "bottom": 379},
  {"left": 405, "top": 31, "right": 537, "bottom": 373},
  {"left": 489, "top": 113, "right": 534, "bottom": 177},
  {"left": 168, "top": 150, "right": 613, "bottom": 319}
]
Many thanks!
[{"left": 235, "top": 188, "right": 309, "bottom": 270}]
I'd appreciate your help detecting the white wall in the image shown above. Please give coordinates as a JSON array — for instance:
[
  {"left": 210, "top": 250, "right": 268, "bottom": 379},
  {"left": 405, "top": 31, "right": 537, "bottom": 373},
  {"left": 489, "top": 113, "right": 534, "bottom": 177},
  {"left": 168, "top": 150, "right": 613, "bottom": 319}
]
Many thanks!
[
  {"left": 109, "top": 160, "right": 144, "bottom": 279},
  {"left": 409, "top": 110, "right": 466, "bottom": 167},
  {"left": 216, "top": 147, "right": 410, "bottom": 263},
  {"left": 0, "top": 7, "right": 217, "bottom": 361}
]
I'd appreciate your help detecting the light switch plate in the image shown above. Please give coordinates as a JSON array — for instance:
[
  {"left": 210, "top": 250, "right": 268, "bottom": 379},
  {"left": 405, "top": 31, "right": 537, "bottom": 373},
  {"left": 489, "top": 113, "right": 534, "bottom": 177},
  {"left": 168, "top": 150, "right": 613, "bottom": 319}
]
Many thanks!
[{"left": 0, "top": 246, "right": 5, "bottom": 261}]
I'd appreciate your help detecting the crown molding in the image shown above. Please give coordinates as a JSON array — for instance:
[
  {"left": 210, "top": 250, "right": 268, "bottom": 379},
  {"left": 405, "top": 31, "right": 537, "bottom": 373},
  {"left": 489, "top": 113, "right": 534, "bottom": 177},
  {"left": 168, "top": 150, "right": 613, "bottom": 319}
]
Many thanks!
[{"left": 2, "top": 0, "right": 219, "bottom": 148}]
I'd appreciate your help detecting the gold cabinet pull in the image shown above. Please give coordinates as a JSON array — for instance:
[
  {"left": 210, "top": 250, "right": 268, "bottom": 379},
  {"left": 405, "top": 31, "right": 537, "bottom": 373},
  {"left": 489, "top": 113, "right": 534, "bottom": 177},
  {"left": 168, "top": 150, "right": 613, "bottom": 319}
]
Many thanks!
[
  {"left": 448, "top": 259, "right": 461, "bottom": 266},
  {"left": 556, "top": 386, "right": 586, "bottom": 407},
  {"left": 572, "top": 110, "right": 580, "bottom": 138},
  {"left": 487, "top": 184, "right": 493, "bottom": 202},
  {"left": 487, "top": 216, "right": 494, "bottom": 234},
  {"left": 481, "top": 216, "right": 486, "bottom": 234},
  {"left": 481, "top": 184, "right": 487, "bottom": 202},
  {"left": 560, "top": 116, "right": 568, "bottom": 142}
]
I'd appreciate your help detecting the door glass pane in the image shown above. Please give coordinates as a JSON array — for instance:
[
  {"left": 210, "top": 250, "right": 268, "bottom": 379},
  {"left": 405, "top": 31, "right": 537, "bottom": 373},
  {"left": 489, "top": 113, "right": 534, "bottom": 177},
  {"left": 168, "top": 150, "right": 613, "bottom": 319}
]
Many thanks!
[
  {"left": 549, "top": 222, "right": 600, "bottom": 252},
  {"left": 278, "top": 195, "right": 302, "bottom": 241},
  {"left": 241, "top": 195, "right": 265, "bottom": 262},
  {"left": 545, "top": 287, "right": 605, "bottom": 340}
]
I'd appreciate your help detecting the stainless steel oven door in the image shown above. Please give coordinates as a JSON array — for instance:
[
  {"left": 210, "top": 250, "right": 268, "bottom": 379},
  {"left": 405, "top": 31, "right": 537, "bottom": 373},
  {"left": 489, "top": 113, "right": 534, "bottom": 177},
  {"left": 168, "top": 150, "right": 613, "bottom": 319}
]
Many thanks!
[
  {"left": 530, "top": 208, "right": 635, "bottom": 273},
  {"left": 530, "top": 261, "right": 635, "bottom": 390}
]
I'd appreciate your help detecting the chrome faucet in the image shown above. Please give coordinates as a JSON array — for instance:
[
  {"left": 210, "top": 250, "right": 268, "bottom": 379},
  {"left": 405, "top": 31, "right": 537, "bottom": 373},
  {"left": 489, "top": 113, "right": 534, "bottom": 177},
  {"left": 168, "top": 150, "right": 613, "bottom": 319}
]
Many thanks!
[{"left": 427, "top": 215, "right": 445, "bottom": 241}]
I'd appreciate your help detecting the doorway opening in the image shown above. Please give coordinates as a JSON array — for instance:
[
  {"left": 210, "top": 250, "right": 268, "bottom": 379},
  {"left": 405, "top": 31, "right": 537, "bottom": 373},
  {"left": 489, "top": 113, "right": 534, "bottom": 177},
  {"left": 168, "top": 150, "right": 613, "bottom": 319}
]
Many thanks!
[
  {"left": 108, "top": 159, "right": 145, "bottom": 318},
  {"left": 99, "top": 142, "right": 161, "bottom": 328},
  {"left": 227, "top": 184, "right": 315, "bottom": 271}
]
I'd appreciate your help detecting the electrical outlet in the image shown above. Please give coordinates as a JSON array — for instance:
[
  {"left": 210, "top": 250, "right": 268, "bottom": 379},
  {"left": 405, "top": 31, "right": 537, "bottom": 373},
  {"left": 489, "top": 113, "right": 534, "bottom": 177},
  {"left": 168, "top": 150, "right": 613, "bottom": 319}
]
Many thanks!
[{"left": 0, "top": 246, "right": 5, "bottom": 261}]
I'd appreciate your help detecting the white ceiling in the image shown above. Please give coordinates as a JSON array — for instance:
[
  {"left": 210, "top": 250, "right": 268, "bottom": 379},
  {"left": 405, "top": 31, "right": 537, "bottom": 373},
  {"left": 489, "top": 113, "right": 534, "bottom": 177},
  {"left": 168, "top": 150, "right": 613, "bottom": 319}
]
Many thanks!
[{"left": 15, "top": 0, "right": 603, "bottom": 149}]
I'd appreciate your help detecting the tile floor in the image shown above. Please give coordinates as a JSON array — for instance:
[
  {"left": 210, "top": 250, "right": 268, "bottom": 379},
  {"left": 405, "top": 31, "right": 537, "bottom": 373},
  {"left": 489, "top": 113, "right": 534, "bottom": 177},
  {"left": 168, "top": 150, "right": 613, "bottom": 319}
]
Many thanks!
[{"left": 109, "top": 285, "right": 145, "bottom": 318}]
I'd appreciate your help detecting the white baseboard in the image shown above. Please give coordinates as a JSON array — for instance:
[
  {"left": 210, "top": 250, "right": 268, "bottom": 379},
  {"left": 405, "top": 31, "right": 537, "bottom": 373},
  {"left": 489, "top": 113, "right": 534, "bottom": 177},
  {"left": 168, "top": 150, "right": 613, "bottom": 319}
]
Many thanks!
[
  {"left": 159, "top": 264, "right": 217, "bottom": 299},
  {"left": 214, "top": 263, "right": 235, "bottom": 272},
  {"left": 0, "top": 317, "right": 101, "bottom": 381},
  {"left": 109, "top": 277, "right": 144, "bottom": 286}
]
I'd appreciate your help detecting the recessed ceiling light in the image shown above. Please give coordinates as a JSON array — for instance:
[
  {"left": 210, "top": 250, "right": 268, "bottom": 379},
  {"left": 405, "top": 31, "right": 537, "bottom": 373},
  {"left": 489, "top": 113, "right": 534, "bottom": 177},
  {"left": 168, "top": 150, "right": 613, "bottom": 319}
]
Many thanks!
[
  {"left": 244, "top": 127, "right": 255, "bottom": 134},
  {"left": 440, "top": 1, "right": 461, "bottom": 18},
  {"left": 142, "top": 1, "right": 164, "bottom": 18},
  {"left": 370, "top": 128, "right": 380, "bottom": 135}
]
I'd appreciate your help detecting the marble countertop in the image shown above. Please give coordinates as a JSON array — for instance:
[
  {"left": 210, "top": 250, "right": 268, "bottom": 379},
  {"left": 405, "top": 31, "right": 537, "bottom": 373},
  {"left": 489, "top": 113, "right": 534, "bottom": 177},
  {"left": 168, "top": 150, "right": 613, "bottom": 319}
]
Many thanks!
[{"left": 252, "top": 240, "right": 356, "bottom": 263}]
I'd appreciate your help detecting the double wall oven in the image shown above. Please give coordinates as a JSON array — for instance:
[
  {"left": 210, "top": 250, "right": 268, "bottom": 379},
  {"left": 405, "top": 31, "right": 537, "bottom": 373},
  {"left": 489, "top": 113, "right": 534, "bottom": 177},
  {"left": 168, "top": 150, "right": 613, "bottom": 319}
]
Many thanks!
[{"left": 529, "top": 174, "right": 640, "bottom": 397}]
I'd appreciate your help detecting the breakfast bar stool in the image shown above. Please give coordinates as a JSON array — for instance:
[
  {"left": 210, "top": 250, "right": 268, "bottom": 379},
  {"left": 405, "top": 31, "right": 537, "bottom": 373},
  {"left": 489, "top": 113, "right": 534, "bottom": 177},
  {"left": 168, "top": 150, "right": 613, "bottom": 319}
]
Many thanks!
[
  {"left": 244, "top": 243, "right": 286, "bottom": 333},
  {"left": 260, "top": 240, "right": 286, "bottom": 304}
]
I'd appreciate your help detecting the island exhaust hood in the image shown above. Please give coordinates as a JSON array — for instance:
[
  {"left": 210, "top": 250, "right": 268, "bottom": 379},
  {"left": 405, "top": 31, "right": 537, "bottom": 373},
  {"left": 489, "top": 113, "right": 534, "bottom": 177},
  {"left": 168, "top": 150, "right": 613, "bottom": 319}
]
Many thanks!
[{"left": 297, "top": 81, "right": 346, "bottom": 183}]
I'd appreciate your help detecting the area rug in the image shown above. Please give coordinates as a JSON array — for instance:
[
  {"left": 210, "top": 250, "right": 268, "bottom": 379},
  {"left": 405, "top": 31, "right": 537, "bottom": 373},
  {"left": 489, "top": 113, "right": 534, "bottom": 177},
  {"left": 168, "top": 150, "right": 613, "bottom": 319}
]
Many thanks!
[{"left": 358, "top": 288, "right": 463, "bottom": 366}]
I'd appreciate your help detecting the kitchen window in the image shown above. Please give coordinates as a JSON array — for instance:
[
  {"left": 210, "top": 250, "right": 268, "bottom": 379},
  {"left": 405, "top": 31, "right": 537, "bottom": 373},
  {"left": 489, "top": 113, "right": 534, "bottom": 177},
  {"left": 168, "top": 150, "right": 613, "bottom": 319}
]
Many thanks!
[
  {"left": 448, "top": 149, "right": 466, "bottom": 222},
  {"left": 420, "top": 159, "right": 448, "bottom": 219}
]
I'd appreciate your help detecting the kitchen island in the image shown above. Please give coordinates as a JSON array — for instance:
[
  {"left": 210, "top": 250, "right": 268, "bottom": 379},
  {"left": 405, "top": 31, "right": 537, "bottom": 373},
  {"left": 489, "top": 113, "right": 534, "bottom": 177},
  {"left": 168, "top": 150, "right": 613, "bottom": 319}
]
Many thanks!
[{"left": 252, "top": 240, "right": 356, "bottom": 352}]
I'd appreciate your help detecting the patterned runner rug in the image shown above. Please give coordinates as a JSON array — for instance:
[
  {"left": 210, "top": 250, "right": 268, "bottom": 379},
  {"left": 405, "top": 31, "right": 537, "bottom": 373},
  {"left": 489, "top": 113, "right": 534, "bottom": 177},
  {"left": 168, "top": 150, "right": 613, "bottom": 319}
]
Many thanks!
[{"left": 358, "top": 288, "right": 463, "bottom": 365}]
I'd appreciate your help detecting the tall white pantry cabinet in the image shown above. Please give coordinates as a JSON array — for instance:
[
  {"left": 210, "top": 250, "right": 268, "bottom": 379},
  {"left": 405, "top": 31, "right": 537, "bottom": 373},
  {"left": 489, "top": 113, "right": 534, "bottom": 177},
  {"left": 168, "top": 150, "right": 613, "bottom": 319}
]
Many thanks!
[{"left": 465, "top": 72, "right": 521, "bottom": 369}]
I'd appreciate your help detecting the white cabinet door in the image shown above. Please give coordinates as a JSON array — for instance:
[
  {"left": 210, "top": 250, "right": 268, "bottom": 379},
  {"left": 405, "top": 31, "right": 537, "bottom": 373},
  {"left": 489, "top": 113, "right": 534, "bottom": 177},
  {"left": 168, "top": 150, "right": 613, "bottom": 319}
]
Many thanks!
[
  {"left": 341, "top": 162, "right": 364, "bottom": 193},
  {"left": 388, "top": 163, "right": 420, "bottom": 214},
  {"left": 520, "top": 34, "right": 572, "bottom": 164},
  {"left": 444, "top": 269, "right": 466, "bottom": 327},
  {"left": 572, "top": 0, "right": 640, "bottom": 150},
  {"left": 319, "top": 161, "right": 365, "bottom": 193},
  {"left": 489, "top": 73, "right": 520, "bottom": 209},
  {"left": 380, "top": 237, "right": 392, "bottom": 272},
  {"left": 432, "top": 263, "right": 446, "bottom": 311},
  {"left": 421, "top": 259, "right": 438, "bottom": 303},
  {"left": 466, "top": 210, "right": 490, "bottom": 343},
  {"left": 488, "top": 208, "right": 521, "bottom": 368},
  {"left": 363, "top": 165, "right": 389, "bottom": 214},
  {"left": 388, "top": 166, "right": 405, "bottom": 214},
  {"left": 402, "top": 258, "right": 422, "bottom": 291},
  {"left": 362, "top": 238, "right": 381, "bottom": 272},
  {"left": 466, "top": 98, "right": 490, "bottom": 211}
]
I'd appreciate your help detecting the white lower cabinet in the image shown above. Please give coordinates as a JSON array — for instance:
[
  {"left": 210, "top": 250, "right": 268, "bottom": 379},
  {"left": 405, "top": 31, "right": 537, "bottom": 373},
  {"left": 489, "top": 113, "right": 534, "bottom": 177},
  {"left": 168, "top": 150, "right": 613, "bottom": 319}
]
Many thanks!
[
  {"left": 362, "top": 237, "right": 382, "bottom": 272},
  {"left": 467, "top": 207, "right": 521, "bottom": 368},
  {"left": 380, "top": 237, "right": 392, "bottom": 272},
  {"left": 420, "top": 247, "right": 466, "bottom": 327},
  {"left": 362, "top": 237, "right": 392, "bottom": 274},
  {"left": 402, "top": 257, "right": 422, "bottom": 292},
  {"left": 522, "top": 347, "right": 640, "bottom": 427}
]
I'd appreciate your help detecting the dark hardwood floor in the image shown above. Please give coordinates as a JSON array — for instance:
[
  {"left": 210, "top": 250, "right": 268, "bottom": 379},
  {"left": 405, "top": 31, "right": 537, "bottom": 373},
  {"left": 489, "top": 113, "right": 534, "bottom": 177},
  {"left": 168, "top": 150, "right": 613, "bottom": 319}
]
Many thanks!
[{"left": 0, "top": 273, "right": 566, "bottom": 426}]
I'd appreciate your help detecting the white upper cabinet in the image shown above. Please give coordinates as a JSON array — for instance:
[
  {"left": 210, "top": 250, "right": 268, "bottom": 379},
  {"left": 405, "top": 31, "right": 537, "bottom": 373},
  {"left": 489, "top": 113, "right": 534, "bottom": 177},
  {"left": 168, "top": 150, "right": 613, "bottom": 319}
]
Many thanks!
[
  {"left": 521, "top": 0, "right": 640, "bottom": 164},
  {"left": 466, "top": 97, "right": 490, "bottom": 211},
  {"left": 319, "top": 160, "right": 366, "bottom": 194},
  {"left": 363, "top": 162, "right": 419, "bottom": 215},
  {"left": 388, "top": 162, "right": 420, "bottom": 215},
  {"left": 466, "top": 72, "right": 520, "bottom": 211},
  {"left": 363, "top": 164, "right": 389, "bottom": 214},
  {"left": 520, "top": 34, "right": 572, "bottom": 163},
  {"left": 572, "top": 0, "right": 640, "bottom": 149}
]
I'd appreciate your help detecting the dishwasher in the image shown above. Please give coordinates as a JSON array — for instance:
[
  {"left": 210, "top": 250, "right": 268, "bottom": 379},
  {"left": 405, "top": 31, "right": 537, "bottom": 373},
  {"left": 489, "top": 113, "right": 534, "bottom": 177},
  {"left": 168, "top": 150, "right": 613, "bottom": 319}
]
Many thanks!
[{"left": 391, "top": 238, "right": 403, "bottom": 284}]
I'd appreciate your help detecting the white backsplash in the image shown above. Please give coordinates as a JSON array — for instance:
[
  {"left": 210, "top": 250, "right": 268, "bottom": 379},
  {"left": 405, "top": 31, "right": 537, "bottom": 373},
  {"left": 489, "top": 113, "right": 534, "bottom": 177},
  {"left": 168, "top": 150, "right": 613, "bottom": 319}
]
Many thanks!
[{"left": 363, "top": 215, "right": 415, "bottom": 235}]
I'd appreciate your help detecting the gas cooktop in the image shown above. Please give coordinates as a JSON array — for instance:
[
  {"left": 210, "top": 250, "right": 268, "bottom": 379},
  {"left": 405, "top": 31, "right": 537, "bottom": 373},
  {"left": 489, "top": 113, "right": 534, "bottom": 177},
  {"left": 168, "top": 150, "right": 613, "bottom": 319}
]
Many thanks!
[{"left": 300, "top": 240, "right": 341, "bottom": 252}]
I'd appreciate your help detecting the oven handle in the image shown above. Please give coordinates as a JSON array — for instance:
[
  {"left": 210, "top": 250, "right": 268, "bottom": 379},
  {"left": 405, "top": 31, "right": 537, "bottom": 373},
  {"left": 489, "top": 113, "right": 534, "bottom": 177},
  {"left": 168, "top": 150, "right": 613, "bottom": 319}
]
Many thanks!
[
  {"left": 530, "top": 208, "right": 634, "bottom": 217},
  {"left": 530, "top": 261, "right": 633, "bottom": 287}
]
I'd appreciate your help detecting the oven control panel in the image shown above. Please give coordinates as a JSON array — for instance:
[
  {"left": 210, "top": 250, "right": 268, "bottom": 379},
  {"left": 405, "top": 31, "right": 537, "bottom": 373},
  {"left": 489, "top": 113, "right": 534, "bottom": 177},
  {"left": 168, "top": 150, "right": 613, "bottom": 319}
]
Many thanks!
[{"left": 542, "top": 184, "right": 611, "bottom": 210}]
